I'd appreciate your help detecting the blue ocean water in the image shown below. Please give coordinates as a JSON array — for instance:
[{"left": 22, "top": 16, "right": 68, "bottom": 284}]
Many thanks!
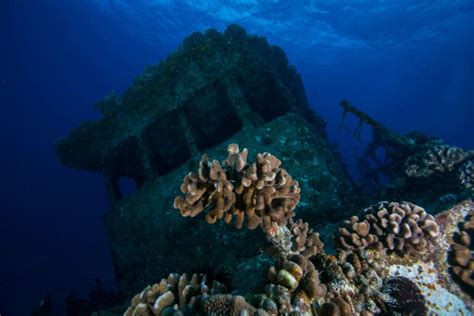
[{"left": 2, "top": 0, "right": 473, "bottom": 314}]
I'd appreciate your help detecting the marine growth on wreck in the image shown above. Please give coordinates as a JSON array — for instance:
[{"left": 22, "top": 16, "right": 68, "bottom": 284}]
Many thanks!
[
  {"left": 52, "top": 25, "right": 473, "bottom": 316},
  {"left": 122, "top": 144, "right": 474, "bottom": 316}
]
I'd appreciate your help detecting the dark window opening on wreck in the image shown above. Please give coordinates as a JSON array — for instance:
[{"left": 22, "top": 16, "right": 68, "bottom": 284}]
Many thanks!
[
  {"left": 238, "top": 73, "right": 289, "bottom": 122},
  {"left": 105, "top": 174, "right": 145, "bottom": 204},
  {"left": 375, "top": 147, "right": 386, "bottom": 164},
  {"left": 107, "top": 136, "right": 150, "bottom": 184},
  {"left": 142, "top": 110, "right": 192, "bottom": 175},
  {"left": 119, "top": 177, "right": 138, "bottom": 198},
  {"left": 183, "top": 82, "right": 243, "bottom": 151}
]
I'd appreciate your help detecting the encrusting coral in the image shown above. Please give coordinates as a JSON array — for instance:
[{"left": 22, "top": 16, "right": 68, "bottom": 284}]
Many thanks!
[
  {"left": 335, "top": 201, "right": 440, "bottom": 255},
  {"left": 174, "top": 144, "right": 300, "bottom": 231},
  {"left": 123, "top": 145, "right": 474, "bottom": 315},
  {"left": 450, "top": 213, "right": 474, "bottom": 290}
]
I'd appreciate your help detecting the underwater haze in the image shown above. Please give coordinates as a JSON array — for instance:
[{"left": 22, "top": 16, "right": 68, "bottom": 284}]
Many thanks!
[{"left": 2, "top": 0, "right": 474, "bottom": 315}]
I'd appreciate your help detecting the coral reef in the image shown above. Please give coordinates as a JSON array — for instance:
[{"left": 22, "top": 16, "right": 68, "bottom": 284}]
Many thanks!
[
  {"left": 286, "top": 219, "right": 324, "bottom": 257},
  {"left": 100, "top": 113, "right": 353, "bottom": 296},
  {"left": 120, "top": 146, "right": 473, "bottom": 316},
  {"left": 459, "top": 160, "right": 474, "bottom": 194},
  {"left": 124, "top": 273, "right": 234, "bottom": 315},
  {"left": 405, "top": 145, "right": 472, "bottom": 178},
  {"left": 267, "top": 254, "right": 326, "bottom": 303},
  {"left": 54, "top": 25, "right": 474, "bottom": 315},
  {"left": 316, "top": 201, "right": 474, "bottom": 315},
  {"left": 335, "top": 201, "right": 440, "bottom": 255},
  {"left": 450, "top": 213, "right": 474, "bottom": 291},
  {"left": 318, "top": 298, "right": 353, "bottom": 316},
  {"left": 124, "top": 272, "right": 265, "bottom": 315},
  {"left": 403, "top": 145, "right": 474, "bottom": 201},
  {"left": 174, "top": 144, "right": 300, "bottom": 230}
]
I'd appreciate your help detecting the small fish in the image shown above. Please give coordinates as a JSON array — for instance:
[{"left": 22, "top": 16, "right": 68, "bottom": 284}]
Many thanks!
[{"left": 438, "top": 193, "right": 457, "bottom": 203}]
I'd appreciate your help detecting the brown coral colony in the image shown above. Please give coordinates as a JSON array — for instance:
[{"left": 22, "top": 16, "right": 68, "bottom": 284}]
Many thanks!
[
  {"left": 288, "top": 219, "right": 324, "bottom": 257},
  {"left": 459, "top": 160, "right": 474, "bottom": 194},
  {"left": 126, "top": 144, "right": 474, "bottom": 315},
  {"left": 405, "top": 145, "right": 474, "bottom": 195},
  {"left": 173, "top": 144, "right": 300, "bottom": 231},
  {"left": 405, "top": 145, "right": 468, "bottom": 177},
  {"left": 124, "top": 272, "right": 225, "bottom": 316},
  {"left": 336, "top": 201, "right": 440, "bottom": 255},
  {"left": 124, "top": 272, "right": 260, "bottom": 315},
  {"left": 451, "top": 213, "right": 474, "bottom": 289}
]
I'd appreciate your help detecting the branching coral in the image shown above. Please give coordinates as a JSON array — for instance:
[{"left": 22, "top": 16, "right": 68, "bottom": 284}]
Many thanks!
[
  {"left": 335, "top": 201, "right": 440, "bottom": 255},
  {"left": 451, "top": 213, "right": 474, "bottom": 290},
  {"left": 174, "top": 144, "right": 300, "bottom": 231},
  {"left": 405, "top": 145, "right": 470, "bottom": 177}
]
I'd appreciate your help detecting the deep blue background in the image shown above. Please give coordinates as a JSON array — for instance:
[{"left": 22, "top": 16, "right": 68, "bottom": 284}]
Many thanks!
[{"left": 2, "top": 0, "right": 473, "bottom": 314}]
